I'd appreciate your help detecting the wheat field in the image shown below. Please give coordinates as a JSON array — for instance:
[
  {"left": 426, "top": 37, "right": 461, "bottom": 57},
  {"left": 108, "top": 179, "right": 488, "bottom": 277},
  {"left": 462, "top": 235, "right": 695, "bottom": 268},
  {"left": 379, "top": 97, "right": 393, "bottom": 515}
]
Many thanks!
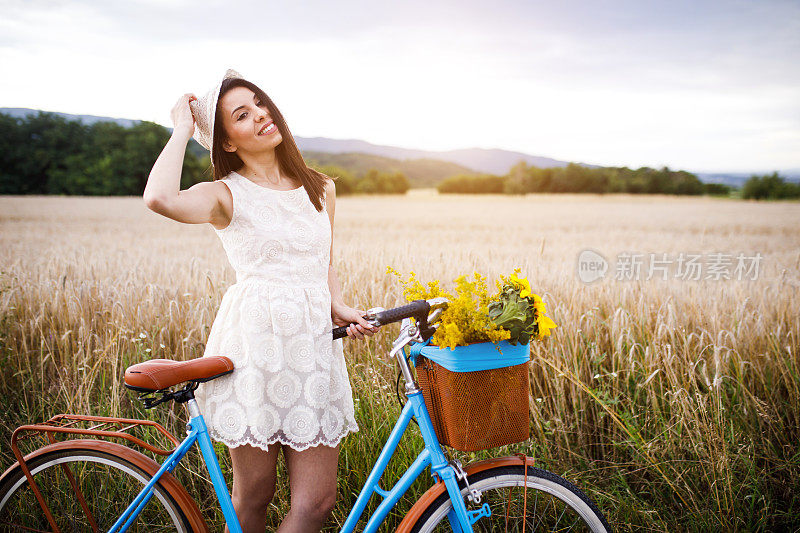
[{"left": 1, "top": 191, "right": 799, "bottom": 531}]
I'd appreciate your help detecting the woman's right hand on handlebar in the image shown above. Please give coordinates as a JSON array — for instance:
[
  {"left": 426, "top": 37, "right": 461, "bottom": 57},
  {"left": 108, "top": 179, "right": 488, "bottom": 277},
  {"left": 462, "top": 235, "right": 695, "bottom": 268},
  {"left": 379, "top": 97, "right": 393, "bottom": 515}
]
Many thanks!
[{"left": 170, "top": 93, "right": 197, "bottom": 139}]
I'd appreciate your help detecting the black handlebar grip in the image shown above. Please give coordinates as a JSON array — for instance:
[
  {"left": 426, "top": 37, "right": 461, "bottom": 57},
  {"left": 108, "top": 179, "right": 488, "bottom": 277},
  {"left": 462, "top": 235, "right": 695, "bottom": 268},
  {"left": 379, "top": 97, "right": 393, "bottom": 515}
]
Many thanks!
[
  {"left": 332, "top": 325, "right": 349, "bottom": 340},
  {"left": 330, "top": 300, "right": 431, "bottom": 339},
  {"left": 375, "top": 300, "right": 430, "bottom": 325}
]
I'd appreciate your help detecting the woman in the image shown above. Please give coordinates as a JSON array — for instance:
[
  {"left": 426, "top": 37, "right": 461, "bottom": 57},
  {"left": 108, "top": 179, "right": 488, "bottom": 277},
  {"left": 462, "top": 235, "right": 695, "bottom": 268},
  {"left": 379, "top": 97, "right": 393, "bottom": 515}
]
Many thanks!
[{"left": 143, "top": 68, "right": 378, "bottom": 533}]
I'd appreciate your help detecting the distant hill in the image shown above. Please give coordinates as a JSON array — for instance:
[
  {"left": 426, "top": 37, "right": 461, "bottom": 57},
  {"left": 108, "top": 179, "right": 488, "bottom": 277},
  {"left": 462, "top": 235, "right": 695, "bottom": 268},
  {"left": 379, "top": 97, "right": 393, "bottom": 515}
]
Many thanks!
[
  {"left": 4, "top": 107, "right": 797, "bottom": 187},
  {"left": 295, "top": 136, "right": 593, "bottom": 175},
  {"left": 0, "top": 108, "right": 482, "bottom": 186},
  {"left": 696, "top": 171, "right": 800, "bottom": 186},
  {"left": 0, "top": 107, "right": 572, "bottom": 177},
  {"left": 0, "top": 107, "right": 142, "bottom": 128},
  {"left": 301, "top": 151, "right": 480, "bottom": 188}
]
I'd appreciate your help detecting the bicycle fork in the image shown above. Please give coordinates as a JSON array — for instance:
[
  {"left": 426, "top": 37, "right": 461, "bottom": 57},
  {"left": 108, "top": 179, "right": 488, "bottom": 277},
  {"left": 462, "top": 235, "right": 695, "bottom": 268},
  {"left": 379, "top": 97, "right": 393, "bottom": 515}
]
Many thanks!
[{"left": 410, "top": 390, "right": 477, "bottom": 533}]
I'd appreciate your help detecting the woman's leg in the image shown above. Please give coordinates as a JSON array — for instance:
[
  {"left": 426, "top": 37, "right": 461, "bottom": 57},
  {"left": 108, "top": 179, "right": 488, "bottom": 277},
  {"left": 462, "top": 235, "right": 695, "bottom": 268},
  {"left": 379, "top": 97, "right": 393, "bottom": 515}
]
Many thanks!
[
  {"left": 277, "top": 443, "right": 340, "bottom": 533},
  {"left": 225, "top": 443, "right": 281, "bottom": 533}
]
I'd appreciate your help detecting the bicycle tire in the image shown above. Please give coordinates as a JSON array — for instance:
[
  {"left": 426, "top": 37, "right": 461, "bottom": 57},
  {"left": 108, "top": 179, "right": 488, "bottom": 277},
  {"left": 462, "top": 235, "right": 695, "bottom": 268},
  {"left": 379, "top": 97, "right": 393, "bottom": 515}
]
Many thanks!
[
  {"left": 0, "top": 446, "right": 194, "bottom": 532},
  {"left": 408, "top": 464, "right": 611, "bottom": 533}
]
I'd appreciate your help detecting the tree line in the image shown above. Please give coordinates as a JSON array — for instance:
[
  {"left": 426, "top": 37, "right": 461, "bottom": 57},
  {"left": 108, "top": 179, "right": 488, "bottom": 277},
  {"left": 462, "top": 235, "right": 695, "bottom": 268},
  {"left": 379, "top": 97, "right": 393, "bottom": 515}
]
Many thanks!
[
  {"left": 741, "top": 172, "right": 800, "bottom": 200},
  {"left": 439, "top": 161, "right": 799, "bottom": 199},
  {"left": 439, "top": 162, "right": 731, "bottom": 196},
  {"left": 4, "top": 111, "right": 792, "bottom": 200},
  {"left": 309, "top": 166, "right": 410, "bottom": 194},
  {"left": 0, "top": 112, "right": 409, "bottom": 196},
  {"left": 0, "top": 112, "right": 203, "bottom": 195}
]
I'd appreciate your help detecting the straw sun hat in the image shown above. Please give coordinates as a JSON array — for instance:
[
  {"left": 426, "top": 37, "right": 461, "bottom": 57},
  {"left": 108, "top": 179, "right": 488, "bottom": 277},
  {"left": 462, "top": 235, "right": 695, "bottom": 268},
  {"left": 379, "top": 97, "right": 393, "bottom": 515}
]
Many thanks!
[{"left": 188, "top": 68, "right": 244, "bottom": 167}]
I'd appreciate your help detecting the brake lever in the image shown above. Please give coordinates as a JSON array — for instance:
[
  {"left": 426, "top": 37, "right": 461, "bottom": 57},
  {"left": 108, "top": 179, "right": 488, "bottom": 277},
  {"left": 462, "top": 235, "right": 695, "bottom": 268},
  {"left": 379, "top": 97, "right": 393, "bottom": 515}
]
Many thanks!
[
  {"left": 421, "top": 297, "right": 447, "bottom": 336},
  {"left": 389, "top": 318, "right": 419, "bottom": 358},
  {"left": 363, "top": 306, "right": 385, "bottom": 329},
  {"left": 427, "top": 308, "right": 443, "bottom": 324},
  {"left": 427, "top": 297, "right": 449, "bottom": 311}
]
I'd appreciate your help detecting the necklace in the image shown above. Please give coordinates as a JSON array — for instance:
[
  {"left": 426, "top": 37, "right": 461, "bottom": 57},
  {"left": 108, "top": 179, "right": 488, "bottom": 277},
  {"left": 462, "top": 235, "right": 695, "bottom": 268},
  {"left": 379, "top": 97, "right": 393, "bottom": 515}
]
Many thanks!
[
  {"left": 244, "top": 169, "right": 281, "bottom": 185},
  {"left": 238, "top": 168, "right": 301, "bottom": 190}
]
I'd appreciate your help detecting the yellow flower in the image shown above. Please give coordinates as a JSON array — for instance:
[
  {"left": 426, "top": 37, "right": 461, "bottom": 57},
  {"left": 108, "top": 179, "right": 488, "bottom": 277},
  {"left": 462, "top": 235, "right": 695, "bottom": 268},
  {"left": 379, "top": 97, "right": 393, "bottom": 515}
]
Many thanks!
[
  {"left": 531, "top": 293, "right": 546, "bottom": 315},
  {"left": 487, "top": 326, "right": 512, "bottom": 343},
  {"left": 519, "top": 278, "right": 532, "bottom": 298},
  {"left": 537, "top": 314, "right": 558, "bottom": 339},
  {"left": 388, "top": 267, "right": 508, "bottom": 348},
  {"left": 507, "top": 269, "right": 532, "bottom": 298},
  {"left": 441, "top": 322, "right": 464, "bottom": 350},
  {"left": 389, "top": 266, "right": 555, "bottom": 347}
]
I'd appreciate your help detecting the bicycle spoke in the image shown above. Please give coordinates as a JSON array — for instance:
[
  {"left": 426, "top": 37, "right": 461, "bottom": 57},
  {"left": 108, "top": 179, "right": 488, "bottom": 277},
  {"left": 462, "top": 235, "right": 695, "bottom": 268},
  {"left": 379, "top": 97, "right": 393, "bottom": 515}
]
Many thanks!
[
  {"left": 0, "top": 450, "right": 189, "bottom": 532},
  {"left": 566, "top": 513, "right": 582, "bottom": 532},
  {"left": 553, "top": 502, "right": 568, "bottom": 531},
  {"left": 410, "top": 466, "right": 609, "bottom": 533}
]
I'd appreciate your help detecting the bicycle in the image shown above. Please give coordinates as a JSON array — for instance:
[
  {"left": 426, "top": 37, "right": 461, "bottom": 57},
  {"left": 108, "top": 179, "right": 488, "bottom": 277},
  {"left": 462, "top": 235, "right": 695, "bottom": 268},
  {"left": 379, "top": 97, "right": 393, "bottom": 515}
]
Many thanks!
[{"left": 0, "top": 297, "right": 611, "bottom": 532}]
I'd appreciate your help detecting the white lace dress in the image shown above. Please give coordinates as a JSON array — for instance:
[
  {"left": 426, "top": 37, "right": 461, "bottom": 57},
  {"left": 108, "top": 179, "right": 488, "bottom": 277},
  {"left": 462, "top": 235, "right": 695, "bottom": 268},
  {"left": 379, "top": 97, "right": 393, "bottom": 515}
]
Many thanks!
[{"left": 194, "top": 171, "right": 359, "bottom": 451}]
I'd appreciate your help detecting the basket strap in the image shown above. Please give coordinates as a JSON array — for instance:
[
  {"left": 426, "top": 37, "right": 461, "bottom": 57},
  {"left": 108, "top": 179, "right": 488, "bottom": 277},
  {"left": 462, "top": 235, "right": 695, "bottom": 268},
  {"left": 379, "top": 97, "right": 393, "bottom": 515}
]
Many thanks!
[{"left": 408, "top": 337, "right": 432, "bottom": 366}]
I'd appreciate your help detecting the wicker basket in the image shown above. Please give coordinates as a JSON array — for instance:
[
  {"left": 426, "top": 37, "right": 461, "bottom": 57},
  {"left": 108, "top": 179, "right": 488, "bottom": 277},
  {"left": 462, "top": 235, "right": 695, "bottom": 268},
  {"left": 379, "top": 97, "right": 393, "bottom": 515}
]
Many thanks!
[{"left": 414, "top": 342, "right": 531, "bottom": 452}]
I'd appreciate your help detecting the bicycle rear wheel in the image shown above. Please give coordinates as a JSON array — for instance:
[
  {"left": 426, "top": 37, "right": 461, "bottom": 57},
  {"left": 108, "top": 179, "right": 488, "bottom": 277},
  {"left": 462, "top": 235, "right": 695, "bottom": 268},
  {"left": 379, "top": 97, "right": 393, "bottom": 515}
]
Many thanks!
[
  {"left": 0, "top": 446, "right": 194, "bottom": 532},
  {"left": 408, "top": 464, "right": 611, "bottom": 532}
]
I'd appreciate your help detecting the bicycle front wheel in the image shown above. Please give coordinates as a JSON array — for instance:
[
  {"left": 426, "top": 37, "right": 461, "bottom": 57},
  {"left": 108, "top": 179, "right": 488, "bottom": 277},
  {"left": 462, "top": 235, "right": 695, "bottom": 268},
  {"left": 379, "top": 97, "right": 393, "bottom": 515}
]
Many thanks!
[
  {"left": 0, "top": 446, "right": 194, "bottom": 532},
  {"left": 409, "top": 464, "right": 611, "bottom": 533}
]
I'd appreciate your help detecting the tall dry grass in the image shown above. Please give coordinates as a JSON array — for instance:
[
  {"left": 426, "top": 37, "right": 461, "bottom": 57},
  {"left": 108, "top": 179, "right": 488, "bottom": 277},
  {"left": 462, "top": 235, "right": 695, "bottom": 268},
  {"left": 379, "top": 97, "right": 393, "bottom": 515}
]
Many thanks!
[{"left": 1, "top": 191, "right": 799, "bottom": 531}]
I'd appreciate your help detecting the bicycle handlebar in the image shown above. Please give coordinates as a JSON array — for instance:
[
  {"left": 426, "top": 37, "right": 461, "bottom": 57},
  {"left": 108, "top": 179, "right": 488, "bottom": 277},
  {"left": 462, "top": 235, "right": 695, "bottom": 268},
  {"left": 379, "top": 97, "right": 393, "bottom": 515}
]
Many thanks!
[{"left": 332, "top": 300, "right": 431, "bottom": 340}]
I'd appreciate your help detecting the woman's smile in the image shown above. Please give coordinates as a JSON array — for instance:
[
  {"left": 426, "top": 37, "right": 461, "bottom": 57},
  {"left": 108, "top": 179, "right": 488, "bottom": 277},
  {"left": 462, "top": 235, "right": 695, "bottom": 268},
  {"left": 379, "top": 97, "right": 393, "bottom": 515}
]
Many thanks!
[{"left": 257, "top": 121, "right": 277, "bottom": 136}]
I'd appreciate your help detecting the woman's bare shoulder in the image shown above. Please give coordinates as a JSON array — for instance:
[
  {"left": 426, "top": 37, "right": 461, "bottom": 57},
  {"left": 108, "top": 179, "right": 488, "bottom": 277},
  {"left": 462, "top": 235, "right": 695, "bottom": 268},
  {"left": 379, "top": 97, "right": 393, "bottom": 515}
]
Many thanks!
[
  {"left": 323, "top": 176, "right": 336, "bottom": 195},
  {"left": 187, "top": 179, "right": 232, "bottom": 203},
  {"left": 210, "top": 178, "right": 234, "bottom": 195},
  {"left": 199, "top": 179, "right": 233, "bottom": 230}
]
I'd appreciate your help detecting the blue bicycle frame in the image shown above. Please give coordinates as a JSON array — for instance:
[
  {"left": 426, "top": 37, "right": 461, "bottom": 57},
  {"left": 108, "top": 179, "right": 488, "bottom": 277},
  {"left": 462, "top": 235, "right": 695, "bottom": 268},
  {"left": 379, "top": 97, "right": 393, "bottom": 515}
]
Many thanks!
[
  {"left": 338, "top": 382, "right": 481, "bottom": 532},
  {"left": 108, "top": 399, "right": 243, "bottom": 533},
  {"left": 110, "top": 345, "right": 479, "bottom": 532}
]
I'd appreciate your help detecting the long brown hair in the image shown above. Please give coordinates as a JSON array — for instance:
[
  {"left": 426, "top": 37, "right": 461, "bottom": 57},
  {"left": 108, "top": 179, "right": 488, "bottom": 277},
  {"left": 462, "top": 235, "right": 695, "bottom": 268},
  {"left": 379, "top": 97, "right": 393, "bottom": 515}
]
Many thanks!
[{"left": 211, "top": 77, "right": 328, "bottom": 212}]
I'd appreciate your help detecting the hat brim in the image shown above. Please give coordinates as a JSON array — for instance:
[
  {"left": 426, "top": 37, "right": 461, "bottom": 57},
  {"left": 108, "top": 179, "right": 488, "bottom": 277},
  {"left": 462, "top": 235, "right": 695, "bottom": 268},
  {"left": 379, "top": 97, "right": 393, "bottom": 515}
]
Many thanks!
[{"left": 189, "top": 68, "right": 245, "bottom": 169}]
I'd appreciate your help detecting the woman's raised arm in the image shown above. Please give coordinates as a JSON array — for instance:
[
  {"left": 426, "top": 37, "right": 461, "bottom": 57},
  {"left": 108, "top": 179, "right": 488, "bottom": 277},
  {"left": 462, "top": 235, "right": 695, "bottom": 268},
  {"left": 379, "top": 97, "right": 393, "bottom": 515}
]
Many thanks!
[{"left": 143, "top": 94, "right": 226, "bottom": 227}]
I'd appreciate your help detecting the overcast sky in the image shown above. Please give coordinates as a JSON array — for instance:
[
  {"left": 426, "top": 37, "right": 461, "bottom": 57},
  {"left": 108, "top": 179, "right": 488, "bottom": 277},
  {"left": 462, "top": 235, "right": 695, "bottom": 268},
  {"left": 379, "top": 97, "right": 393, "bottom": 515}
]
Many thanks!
[{"left": 2, "top": 0, "right": 798, "bottom": 173}]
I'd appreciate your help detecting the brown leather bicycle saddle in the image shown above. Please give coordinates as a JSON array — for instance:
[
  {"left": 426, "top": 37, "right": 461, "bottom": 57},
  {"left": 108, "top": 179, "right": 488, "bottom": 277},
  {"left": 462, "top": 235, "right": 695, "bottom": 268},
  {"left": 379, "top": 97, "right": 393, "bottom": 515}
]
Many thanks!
[{"left": 124, "top": 357, "right": 234, "bottom": 392}]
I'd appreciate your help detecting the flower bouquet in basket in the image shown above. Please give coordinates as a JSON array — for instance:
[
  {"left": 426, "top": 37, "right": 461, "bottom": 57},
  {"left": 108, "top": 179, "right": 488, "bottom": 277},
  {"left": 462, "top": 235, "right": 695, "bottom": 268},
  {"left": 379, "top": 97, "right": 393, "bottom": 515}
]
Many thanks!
[{"left": 387, "top": 267, "right": 558, "bottom": 451}]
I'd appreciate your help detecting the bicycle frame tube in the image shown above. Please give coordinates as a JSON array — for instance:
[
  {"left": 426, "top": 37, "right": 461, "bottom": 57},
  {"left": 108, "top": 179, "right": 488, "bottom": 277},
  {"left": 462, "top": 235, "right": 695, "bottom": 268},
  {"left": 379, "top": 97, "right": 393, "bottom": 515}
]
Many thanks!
[
  {"left": 339, "top": 390, "right": 473, "bottom": 533},
  {"left": 191, "top": 411, "right": 243, "bottom": 533},
  {"left": 108, "top": 403, "right": 242, "bottom": 533}
]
